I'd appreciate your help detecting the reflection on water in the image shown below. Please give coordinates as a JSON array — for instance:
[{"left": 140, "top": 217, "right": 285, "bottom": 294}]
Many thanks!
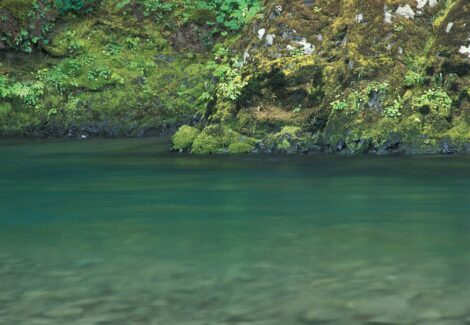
[{"left": 0, "top": 138, "right": 469, "bottom": 324}]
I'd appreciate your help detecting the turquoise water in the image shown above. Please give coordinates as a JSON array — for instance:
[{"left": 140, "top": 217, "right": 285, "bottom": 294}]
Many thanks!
[{"left": 0, "top": 138, "right": 469, "bottom": 324}]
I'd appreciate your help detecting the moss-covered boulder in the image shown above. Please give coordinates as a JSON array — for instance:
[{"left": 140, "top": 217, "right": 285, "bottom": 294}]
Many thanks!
[
  {"left": 190, "top": 125, "right": 256, "bottom": 154},
  {"left": 172, "top": 125, "right": 200, "bottom": 151}
]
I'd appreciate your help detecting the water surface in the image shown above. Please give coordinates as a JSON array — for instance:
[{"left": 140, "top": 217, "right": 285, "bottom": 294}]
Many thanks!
[{"left": 0, "top": 138, "right": 469, "bottom": 324}]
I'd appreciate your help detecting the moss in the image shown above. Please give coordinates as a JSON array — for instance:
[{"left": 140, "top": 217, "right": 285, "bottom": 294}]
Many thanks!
[
  {"left": 228, "top": 139, "right": 256, "bottom": 154},
  {"left": 191, "top": 125, "right": 229, "bottom": 154},
  {"left": 172, "top": 125, "right": 200, "bottom": 151},
  {"left": 264, "top": 126, "right": 307, "bottom": 153},
  {"left": 190, "top": 125, "right": 256, "bottom": 154},
  {"left": 0, "top": 102, "right": 13, "bottom": 118},
  {"left": 1, "top": 0, "right": 34, "bottom": 22}
]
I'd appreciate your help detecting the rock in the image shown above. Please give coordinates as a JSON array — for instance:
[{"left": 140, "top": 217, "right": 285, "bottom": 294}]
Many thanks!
[
  {"left": 446, "top": 22, "right": 454, "bottom": 33},
  {"left": 417, "top": 0, "right": 438, "bottom": 9},
  {"left": 257, "top": 28, "right": 266, "bottom": 40},
  {"left": 295, "top": 38, "right": 315, "bottom": 55},
  {"left": 395, "top": 5, "right": 415, "bottom": 19},
  {"left": 459, "top": 44, "right": 470, "bottom": 58},
  {"left": 384, "top": 6, "right": 393, "bottom": 24},
  {"left": 355, "top": 13, "right": 364, "bottom": 23},
  {"left": 265, "top": 34, "right": 275, "bottom": 46},
  {"left": 441, "top": 140, "right": 457, "bottom": 154}
]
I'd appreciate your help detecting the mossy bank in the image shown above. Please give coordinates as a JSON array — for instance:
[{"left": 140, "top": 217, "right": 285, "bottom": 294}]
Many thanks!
[
  {"left": 174, "top": 0, "right": 470, "bottom": 155},
  {"left": 1, "top": 0, "right": 470, "bottom": 155}
]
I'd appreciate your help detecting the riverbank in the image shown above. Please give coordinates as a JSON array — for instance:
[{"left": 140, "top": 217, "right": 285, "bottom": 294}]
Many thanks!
[{"left": 1, "top": 0, "right": 469, "bottom": 155}]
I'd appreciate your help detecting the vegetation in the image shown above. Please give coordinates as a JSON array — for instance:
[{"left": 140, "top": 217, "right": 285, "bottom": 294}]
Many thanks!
[{"left": 0, "top": 0, "right": 470, "bottom": 155}]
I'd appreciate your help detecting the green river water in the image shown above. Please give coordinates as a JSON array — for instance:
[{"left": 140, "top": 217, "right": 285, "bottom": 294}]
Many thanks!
[{"left": 0, "top": 138, "right": 469, "bottom": 324}]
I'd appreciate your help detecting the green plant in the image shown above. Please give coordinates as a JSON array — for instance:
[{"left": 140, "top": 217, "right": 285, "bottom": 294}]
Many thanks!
[
  {"left": 331, "top": 82, "right": 389, "bottom": 115},
  {"left": 124, "top": 37, "right": 140, "bottom": 50},
  {"left": 412, "top": 89, "right": 452, "bottom": 118},
  {"left": 365, "top": 81, "right": 389, "bottom": 96},
  {"left": 201, "top": 47, "right": 247, "bottom": 103},
  {"left": 139, "top": 0, "right": 175, "bottom": 18},
  {"left": 88, "top": 67, "right": 112, "bottom": 81},
  {"left": 404, "top": 71, "right": 425, "bottom": 87},
  {"left": 0, "top": 76, "right": 44, "bottom": 106},
  {"left": 331, "top": 99, "right": 348, "bottom": 111},
  {"left": 383, "top": 98, "right": 402, "bottom": 119},
  {"left": 54, "top": 0, "right": 93, "bottom": 13},
  {"left": 289, "top": 47, "right": 305, "bottom": 57},
  {"left": 394, "top": 24, "right": 404, "bottom": 32},
  {"left": 38, "top": 67, "right": 68, "bottom": 94},
  {"left": 197, "top": 0, "right": 263, "bottom": 35},
  {"left": 103, "top": 43, "right": 122, "bottom": 56}
]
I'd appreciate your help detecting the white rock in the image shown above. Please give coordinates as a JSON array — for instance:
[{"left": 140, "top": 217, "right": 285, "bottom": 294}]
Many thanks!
[
  {"left": 396, "top": 5, "right": 415, "bottom": 19},
  {"left": 384, "top": 6, "right": 393, "bottom": 24},
  {"left": 257, "top": 28, "right": 265, "bottom": 40},
  {"left": 275, "top": 5, "right": 283, "bottom": 14},
  {"left": 459, "top": 45, "right": 470, "bottom": 58},
  {"left": 417, "top": 0, "right": 438, "bottom": 9},
  {"left": 243, "top": 50, "right": 250, "bottom": 64},
  {"left": 355, "top": 13, "right": 364, "bottom": 23},
  {"left": 296, "top": 38, "right": 315, "bottom": 55},
  {"left": 446, "top": 22, "right": 454, "bottom": 33},
  {"left": 265, "top": 34, "right": 275, "bottom": 46},
  {"left": 417, "top": 0, "right": 427, "bottom": 8}
]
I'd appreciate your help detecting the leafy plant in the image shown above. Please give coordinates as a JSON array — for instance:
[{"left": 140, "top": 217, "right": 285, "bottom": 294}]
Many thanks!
[
  {"left": 199, "top": 46, "right": 247, "bottom": 105},
  {"left": 404, "top": 71, "right": 425, "bottom": 87},
  {"left": 412, "top": 89, "right": 452, "bottom": 118},
  {"left": 289, "top": 47, "right": 305, "bottom": 58},
  {"left": 383, "top": 98, "right": 402, "bottom": 119},
  {"left": 331, "top": 99, "right": 348, "bottom": 111},
  {"left": 88, "top": 67, "right": 112, "bottom": 81},
  {"left": 139, "top": 0, "right": 175, "bottom": 18},
  {"left": 54, "top": 0, "right": 94, "bottom": 13},
  {"left": 0, "top": 76, "right": 44, "bottom": 106},
  {"left": 197, "top": 0, "right": 263, "bottom": 35},
  {"left": 331, "top": 82, "right": 389, "bottom": 115}
]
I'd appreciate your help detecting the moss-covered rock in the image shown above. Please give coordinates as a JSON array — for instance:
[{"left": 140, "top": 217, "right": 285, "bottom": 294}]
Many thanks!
[
  {"left": 172, "top": 125, "right": 200, "bottom": 151},
  {"left": 190, "top": 125, "right": 256, "bottom": 154}
]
